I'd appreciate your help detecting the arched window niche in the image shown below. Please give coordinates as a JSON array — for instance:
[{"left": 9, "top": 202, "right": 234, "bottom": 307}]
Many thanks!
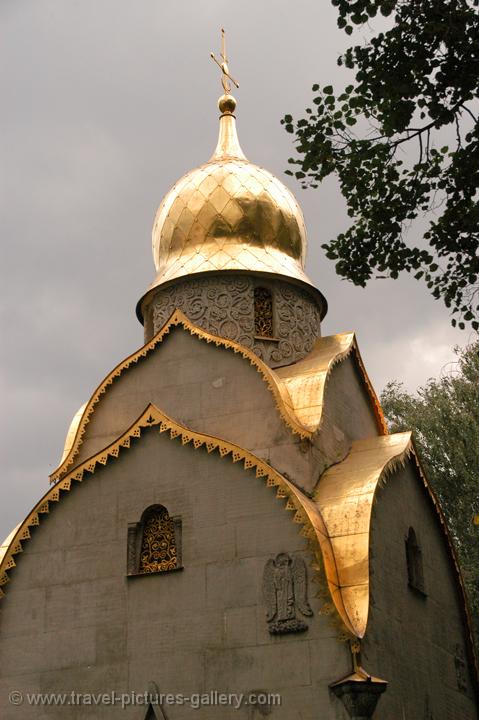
[
  {"left": 254, "top": 286, "right": 275, "bottom": 340},
  {"left": 405, "top": 526, "right": 426, "bottom": 596},
  {"left": 127, "top": 505, "right": 182, "bottom": 577}
]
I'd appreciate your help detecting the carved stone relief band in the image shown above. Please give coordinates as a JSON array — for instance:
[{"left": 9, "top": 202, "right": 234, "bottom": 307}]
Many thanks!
[{"left": 143, "top": 274, "right": 322, "bottom": 368}]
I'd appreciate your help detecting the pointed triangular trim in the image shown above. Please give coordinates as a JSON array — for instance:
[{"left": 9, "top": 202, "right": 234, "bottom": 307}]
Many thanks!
[
  {"left": 2, "top": 404, "right": 476, "bottom": 685},
  {"left": 2, "top": 403, "right": 332, "bottom": 635},
  {"left": 50, "top": 309, "right": 308, "bottom": 483},
  {"left": 50, "top": 309, "right": 387, "bottom": 483}
]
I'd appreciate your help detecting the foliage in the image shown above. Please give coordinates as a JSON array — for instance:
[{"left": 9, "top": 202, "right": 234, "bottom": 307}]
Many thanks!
[
  {"left": 282, "top": 0, "right": 479, "bottom": 330},
  {"left": 380, "top": 340, "right": 479, "bottom": 641}
]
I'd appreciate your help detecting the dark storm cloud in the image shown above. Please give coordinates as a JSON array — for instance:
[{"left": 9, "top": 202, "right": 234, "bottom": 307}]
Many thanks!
[{"left": 0, "top": 0, "right": 464, "bottom": 539}]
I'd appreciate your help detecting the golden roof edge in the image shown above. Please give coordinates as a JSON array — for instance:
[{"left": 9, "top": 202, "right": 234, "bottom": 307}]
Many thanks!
[
  {"left": 275, "top": 332, "right": 387, "bottom": 437},
  {"left": 1, "top": 402, "right": 352, "bottom": 643},
  {"left": 50, "top": 309, "right": 310, "bottom": 484},
  {"left": 314, "top": 432, "right": 414, "bottom": 638}
]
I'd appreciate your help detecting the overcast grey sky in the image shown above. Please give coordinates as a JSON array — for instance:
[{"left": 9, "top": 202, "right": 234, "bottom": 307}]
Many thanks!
[{"left": 0, "top": 0, "right": 470, "bottom": 540}]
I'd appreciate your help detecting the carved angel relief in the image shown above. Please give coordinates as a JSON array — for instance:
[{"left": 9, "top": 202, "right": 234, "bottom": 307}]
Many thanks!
[{"left": 262, "top": 553, "right": 313, "bottom": 634}]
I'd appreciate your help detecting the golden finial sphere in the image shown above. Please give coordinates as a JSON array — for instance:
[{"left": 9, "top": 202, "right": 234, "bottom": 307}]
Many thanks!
[{"left": 218, "top": 94, "right": 237, "bottom": 115}]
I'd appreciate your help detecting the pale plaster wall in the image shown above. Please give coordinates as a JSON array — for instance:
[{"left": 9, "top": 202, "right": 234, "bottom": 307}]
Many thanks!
[
  {"left": 322, "top": 356, "right": 379, "bottom": 446},
  {"left": 302, "top": 355, "right": 381, "bottom": 488},
  {"left": 365, "top": 461, "right": 478, "bottom": 719},
  {"left": 73, "top": 327, "right": 320, "bottom": 489},
  {"left": 0, "top": 428, "right": 351, "bottom": 719}
]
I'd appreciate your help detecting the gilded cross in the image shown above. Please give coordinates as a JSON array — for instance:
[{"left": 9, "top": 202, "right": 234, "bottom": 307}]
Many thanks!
[{"left": 210, "top": 28, "right": 239, "bottom": 94}]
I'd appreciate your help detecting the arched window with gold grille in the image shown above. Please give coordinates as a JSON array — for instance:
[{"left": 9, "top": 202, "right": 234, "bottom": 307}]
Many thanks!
[
  {"left": 254, "top": 286, "right": 274, "bottom": 338},
  {"left": 138, "top": 505, "right": 179, "bottom": 574}
]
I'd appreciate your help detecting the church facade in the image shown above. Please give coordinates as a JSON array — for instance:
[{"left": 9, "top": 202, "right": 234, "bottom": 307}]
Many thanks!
[{"left": 0, "top": 75, "right": 477, "bottom": 719}]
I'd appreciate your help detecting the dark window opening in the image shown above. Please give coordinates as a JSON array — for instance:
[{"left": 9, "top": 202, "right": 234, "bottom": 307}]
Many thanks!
[{"left": 405, "top": 526, "right": 426, "bottom": 595}]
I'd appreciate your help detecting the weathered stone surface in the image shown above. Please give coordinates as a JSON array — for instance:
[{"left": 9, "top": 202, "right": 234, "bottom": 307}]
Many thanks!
[
  {"left": 365, "top": 460, "right": 478, "bottom": 719},
  {"left": 1, "top": 294, "right": 476, "bottom": 718},
  {"left": 0, "top": 429, "right": 349, "bottom": 719},
  {"left": 74, "top": 327, "right": 294, "bottom": 470}
]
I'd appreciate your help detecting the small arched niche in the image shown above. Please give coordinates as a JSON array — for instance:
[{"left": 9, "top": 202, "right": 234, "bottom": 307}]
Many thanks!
[
  {"left": 127, "top": 504, "right": 182, "bottom": 577},
  {"left": 405, "top": 526, "right": 426, "bottom": 596}
]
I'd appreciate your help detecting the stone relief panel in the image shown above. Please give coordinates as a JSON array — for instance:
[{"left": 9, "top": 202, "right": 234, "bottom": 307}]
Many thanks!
[
  {"left": 253, "top": 283, "right": 321, "bottom": 367},
  {"left": 151, "top": 276, "right": 254, "bottom": 348},
  {"left": 146, "top": 274, "right": 322, "bottom": 368},
  {"left": 262, "top": 552, "right": 313, "bottom": 634}
]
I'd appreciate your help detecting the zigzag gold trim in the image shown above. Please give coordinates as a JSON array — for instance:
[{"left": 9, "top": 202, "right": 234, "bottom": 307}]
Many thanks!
[
  {"left": 3, "top": 404, "right": 349, "bottom": 639},
  {"left": 4, "top": 403, "right": 475, "bottom": 684},
  {"left": 51, "top": 310, "right": 387, "bottom": 484},
  {"left": 50, "top": 309, "right": 309, "bottom": 484}
]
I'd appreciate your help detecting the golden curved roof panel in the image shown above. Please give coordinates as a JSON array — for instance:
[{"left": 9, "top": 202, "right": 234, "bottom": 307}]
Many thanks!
[
  {"left": 49, "top": 309, "right": 307, "bottom": 483},
  {"left": 275, "top": 333, "right": 355, "bottom": 432},
  {"left": 2, "top": 403, "right": 477, "bottom": 679},
  {"left": 314, "top": 432, "right": 414, "bottom": 638},
  {"left": 59, "top": 403, "right": 87, "bottom": 465},
  {"left": 0, "top": 525, "right": 20, "bottom": 567},
  {"left": 49, "top": 310, "right": 386, "bottom": 484},
  {"left": 275, "top": 333, "right": 387, "bottom": 435}
]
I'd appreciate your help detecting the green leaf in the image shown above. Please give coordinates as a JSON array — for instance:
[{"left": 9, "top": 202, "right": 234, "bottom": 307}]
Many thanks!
[{"left": 282, "top": 0, "right": 479, "bottom": 335}]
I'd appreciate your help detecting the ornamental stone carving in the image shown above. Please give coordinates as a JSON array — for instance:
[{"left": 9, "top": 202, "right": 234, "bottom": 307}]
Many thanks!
[
  {"left": 262, "top": 552, "right": 313, "bottom": 634},
  {"left": 144, "top": 274, "right": 321, "bottom": 368}
]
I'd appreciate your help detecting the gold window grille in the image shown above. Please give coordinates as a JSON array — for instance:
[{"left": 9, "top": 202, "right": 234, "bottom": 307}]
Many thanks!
[
  {"left": 254, "top": 287, "right": 274, "bottom": 338},
  {"left": 139, "top": 506, "right": 178, "bottom": 573}
]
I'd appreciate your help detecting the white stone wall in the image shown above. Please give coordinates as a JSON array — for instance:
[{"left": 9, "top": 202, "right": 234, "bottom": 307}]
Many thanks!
[
  {"left": 0, "top": 429, "right": 350, "bottom": 719},
  {"left": 69, "top": 328, "right": 381, "bottom": 497},
  {"left": 366, "top": 461, "right": 478, "bottom": 719}
]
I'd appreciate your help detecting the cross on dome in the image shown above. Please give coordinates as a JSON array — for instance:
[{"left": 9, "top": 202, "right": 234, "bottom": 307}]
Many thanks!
[{"left": 210, "top": 27, "right": 240, "bottom": 95}]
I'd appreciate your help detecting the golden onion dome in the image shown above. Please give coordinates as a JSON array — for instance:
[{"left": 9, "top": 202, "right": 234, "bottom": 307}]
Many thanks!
[{"left": 145, "top": 93, "right": 318, "bottom": 302}]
